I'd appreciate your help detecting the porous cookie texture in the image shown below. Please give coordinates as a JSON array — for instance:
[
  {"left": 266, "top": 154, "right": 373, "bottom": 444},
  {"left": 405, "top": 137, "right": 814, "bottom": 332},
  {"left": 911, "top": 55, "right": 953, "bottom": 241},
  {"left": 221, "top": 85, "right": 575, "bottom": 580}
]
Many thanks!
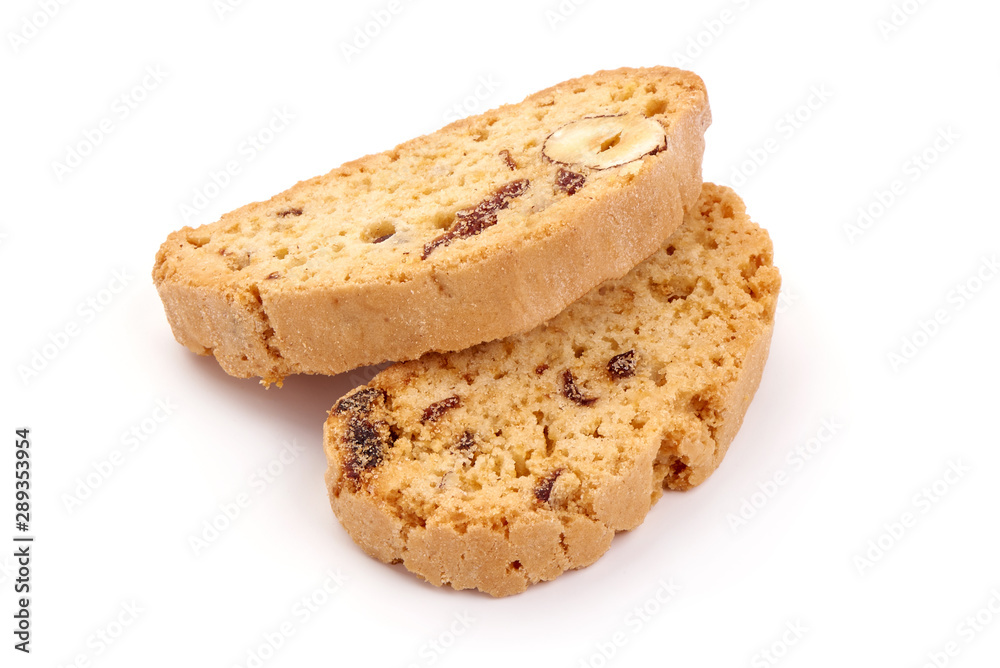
[
  {"left": 153, "top": 67, "right": 710, "bottom": 384},
  {"left": 324, "top": 184, "right": 781, "bottom": 597}
]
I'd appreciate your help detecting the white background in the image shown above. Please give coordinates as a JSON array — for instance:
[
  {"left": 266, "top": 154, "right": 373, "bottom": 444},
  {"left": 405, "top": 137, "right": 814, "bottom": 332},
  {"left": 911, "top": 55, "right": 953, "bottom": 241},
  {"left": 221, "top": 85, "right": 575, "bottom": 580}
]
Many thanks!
[{"left": 3, "top": 0, "right": 999, "bottom": 666}]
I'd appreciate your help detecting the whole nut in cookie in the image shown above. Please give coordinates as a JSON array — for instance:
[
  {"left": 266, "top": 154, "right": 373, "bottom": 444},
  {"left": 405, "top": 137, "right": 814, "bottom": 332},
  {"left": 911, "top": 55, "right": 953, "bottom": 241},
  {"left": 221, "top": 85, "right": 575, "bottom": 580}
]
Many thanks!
[{"left": 542, "top": 114, "right": 666, "bottom": 170}]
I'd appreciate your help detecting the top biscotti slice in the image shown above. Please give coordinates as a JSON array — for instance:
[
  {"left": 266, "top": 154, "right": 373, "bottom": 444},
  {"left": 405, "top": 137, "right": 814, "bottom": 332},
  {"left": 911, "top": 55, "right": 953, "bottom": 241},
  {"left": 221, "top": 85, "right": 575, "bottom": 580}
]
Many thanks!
[
  {"left": 323, "top": 184, "right": 780, "bottom": 597},
  {"left": 153, "top": 67, "right": 711, "bottom": 384}
]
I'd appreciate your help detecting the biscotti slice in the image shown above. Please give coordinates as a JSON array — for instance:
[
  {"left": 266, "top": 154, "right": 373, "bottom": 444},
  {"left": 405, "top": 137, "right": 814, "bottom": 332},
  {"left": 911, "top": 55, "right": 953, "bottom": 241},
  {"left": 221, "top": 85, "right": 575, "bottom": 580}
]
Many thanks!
[
  {"left": 323, "top": 183, "right": 780, "bottom": 596},
  {"left": 153, "top": 67, "right": 711, "bottom": 385}
]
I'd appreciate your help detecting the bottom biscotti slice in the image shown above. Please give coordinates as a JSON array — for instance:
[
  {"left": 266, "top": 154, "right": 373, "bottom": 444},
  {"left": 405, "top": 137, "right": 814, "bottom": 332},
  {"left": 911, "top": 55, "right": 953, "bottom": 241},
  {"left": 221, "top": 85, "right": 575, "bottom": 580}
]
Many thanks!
[{"left": 323, "top": 183, "right": 780, "bottom": 596}]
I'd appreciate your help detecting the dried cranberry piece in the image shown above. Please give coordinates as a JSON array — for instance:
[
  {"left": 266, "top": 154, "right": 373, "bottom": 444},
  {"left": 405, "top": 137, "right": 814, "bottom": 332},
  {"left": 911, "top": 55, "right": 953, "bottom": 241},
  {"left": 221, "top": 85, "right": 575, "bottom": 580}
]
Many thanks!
[
  {"left": 421, "top": 395, "right": 460, "bottom": 423},
  {"left": 422, "top": 180, "right": 530, "bottom": 258},
  {"left": 561, "top": 370, "right": 596, "bottom": 406},
  {"left": 555, "top": 168, "right": 586, "bottom": 195},
  {"left": 607, "top": 350, "right": 636, "bottom": 379}
]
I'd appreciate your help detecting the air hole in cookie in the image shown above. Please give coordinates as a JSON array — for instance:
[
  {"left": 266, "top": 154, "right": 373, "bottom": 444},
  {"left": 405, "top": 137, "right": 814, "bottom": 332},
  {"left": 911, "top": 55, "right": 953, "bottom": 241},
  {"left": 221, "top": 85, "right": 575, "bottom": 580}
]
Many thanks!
[
  {"left": 644, "top": 98, "right": 668, "bottom": 117},
  {"left": 650, "top": 277, "right": 696, "bottom": 305},
  {"left": 663, "top": 456, "right": 691, "bottom": 488},
  {"left": 240, "top": 355, "right": 248, "bottom": 361},
  {"left": 614, "top": 86, "right": 636, "bottom": 102},
  {"left": 472, "top": 127, "right": 489, "bottom": 142},
  {"left": 572, "top": 343, "right": 586, "bottom": 358},
  {"left": 665, "top": 245, "right": 676, "bottom": 256},
  {"left": 689, "top": 394, "right": 715, "bottom": 423},
  {"left": 654, "top": 454, "right": 691, "bottom": 489},
  {"left": 741, "top": 254, "right": 765, "bottom": 279},
  {"left": 645, "top": 83, "right": 658, "bottom": 94},
  {"left": 510, "top": 560, "right": 522, "bottom": 570},
  {"left": 513, "top": 452, "right": 529, "bottom": 478},
  {"left": 431, "top": 210, "right": 455, "bottom": 230},
  {"left": 362, "top": 221, "right": 396, "bottom": 243},
  {"left": 543, "top": 426, "right": 555, "bottom": 457},
  {"left": 572, "top": 87, "right": 585, "bottom": 94},
  {"left": 274, "top": 247, "right": 288, "bottom": 259},
  {"left": 523, "top": 139, "right": 538, "bottom": 150}
]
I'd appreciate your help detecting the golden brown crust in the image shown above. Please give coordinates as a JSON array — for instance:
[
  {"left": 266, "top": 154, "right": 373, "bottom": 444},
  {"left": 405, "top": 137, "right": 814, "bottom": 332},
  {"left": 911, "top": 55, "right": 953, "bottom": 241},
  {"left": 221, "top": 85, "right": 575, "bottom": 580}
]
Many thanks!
[
  {"left": 153, "top": 67, "right": 711, "bottom": 384},
  {"left": 323, "top": 184, "right": 780, "bottom": 597}
]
